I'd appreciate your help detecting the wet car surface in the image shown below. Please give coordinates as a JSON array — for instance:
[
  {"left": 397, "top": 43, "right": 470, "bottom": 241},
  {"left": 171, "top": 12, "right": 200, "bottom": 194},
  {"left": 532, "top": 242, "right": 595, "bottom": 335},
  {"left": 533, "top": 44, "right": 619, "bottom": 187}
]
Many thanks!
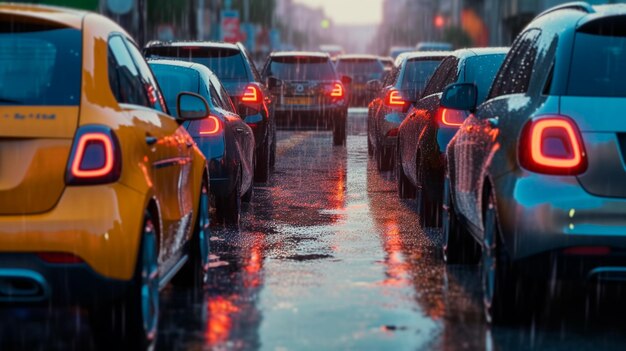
[{"left": 3, "top": 108, "right": 626, "bottom": 350}]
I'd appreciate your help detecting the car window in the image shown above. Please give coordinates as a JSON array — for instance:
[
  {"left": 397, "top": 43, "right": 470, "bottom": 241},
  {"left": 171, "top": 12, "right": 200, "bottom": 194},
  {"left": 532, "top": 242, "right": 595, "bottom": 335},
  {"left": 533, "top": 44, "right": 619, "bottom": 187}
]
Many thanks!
[
  {"left": 384, "top": 65, "right": 400, "bottom": 86},
  {"left": 108, "top": 36, "right": 151, "bottom": 107},
  {"left": 124, "top": 40, "right": 166, "bottom": 113},
  {"left": 0, "top": 21, "right": 81, "bottom": 106},
  {"left": 567, "top": 19, "right": 626, "bottom": 97},
  {"left": 145, "top": 46, "right": 249, "bottom": 81},
  {"left": 335, "top": 59, "right": 384, "bottom": 76},
  {"left": 489, "top": 29, "right": 540, "bottom": 98},
  {"left": 209, "top": 74, "right": 236, "bottom": 113},
  {"left": 400, "top": 59, "right": 443, "bottom": 92},
  {"left": 463, "top": 54, "right": 506, "bottom": 104},
  {"left": 422, "top": 57, "right": 458, "bottom": 97},
  {"left": 240, "top": 45, "right": 262, "bottom": 82},
  {"left": 149, "top": 64, "right": 199, "bottom": 117},
  {"left": 265, "top": 56, "right": 336, "bottom": 81}
]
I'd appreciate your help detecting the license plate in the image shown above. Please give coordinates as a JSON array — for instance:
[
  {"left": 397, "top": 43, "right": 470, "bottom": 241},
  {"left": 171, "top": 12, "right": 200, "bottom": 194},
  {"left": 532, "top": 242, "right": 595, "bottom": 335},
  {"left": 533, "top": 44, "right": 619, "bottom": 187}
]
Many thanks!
[{"left": 284, "top": 97, "right": 314, "bottom": 105}]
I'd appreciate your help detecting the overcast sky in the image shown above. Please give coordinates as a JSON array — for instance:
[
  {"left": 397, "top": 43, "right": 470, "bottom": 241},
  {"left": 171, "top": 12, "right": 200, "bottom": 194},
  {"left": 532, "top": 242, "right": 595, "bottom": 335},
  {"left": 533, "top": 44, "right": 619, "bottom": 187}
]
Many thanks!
[{"left": 292, "top": 0, "right": 384, "bottom": 25}]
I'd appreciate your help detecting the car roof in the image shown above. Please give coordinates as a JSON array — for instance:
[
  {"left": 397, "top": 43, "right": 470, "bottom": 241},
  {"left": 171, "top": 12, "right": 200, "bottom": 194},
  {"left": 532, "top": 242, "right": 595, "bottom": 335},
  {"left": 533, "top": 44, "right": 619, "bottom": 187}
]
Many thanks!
[
  {"left": 148, "top": 58, "right": 216, "bottom": 76},
  {"left": 146, "top": 40, "right": 241, "bottom": 51},
  {"left": 335, "top": 54, "right": 380, "bottom": 61},
  {"left": 452, "top": 47, "right": 509, "bottom": 59},
  {"left": 402, "top": 51, "right": 451, "bottom": 60},
  {"left": 270, "top": 51, "right": 330, "bottom": 58},
  {"left": 0, "top": 3, "right": 86, "bottom": 29}
]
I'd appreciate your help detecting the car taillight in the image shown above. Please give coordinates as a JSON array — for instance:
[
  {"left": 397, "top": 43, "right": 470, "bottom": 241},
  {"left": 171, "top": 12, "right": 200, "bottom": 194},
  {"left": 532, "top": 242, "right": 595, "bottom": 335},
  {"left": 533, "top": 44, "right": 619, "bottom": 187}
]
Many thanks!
[
  {"left": 330, "top": 83, "right": 344, "bottom": 98},
  {"left": 519, "top": 116, "right": 587, "bottom": 175},
  {"left": 241, "top": 84, "right": 262, "bottom": 104},
  {"left": 66, "top": 126, "right": 121, "bottom": 185},
  {"left": 199, "top": 115, "right": 222, "bottom": 135},
  {"left": 386, "top": 89, "right": 406, "bottom": 107},
  {"left": 437, "top": 107, "right": 466, "bottom": 127}
]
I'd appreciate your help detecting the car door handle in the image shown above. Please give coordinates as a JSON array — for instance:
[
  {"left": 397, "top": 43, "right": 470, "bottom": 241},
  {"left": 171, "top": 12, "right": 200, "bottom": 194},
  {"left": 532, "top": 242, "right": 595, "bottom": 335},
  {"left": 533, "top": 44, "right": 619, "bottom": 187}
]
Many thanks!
[
  {"left": 146, "top": 136, "right": 158, "bottom": 145},
  {"left": 488, "top": 117, "right": 499, "bottom": 128},
  {"left": 235, "top": 127, "right": 246, "bottom": 134}
]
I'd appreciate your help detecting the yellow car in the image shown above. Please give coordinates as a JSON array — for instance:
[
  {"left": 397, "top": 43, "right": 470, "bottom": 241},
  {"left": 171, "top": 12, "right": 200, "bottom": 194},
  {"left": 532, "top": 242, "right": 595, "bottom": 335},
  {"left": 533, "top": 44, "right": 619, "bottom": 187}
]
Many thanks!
[{"left": 0, "top": 5, "right": 211, "bottom": 350}]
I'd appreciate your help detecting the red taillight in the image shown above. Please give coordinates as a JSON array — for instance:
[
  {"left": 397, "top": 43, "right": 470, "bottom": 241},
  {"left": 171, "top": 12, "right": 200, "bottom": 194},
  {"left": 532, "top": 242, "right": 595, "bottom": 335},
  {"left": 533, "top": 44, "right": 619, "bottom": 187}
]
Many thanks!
[
  {"left": 241, "top": 85, "right": 262, "bottom": 103},
  {"left": 386, "top": 89, "right": 406, "bottom": 107},
  {"left": 519, "top": 116, "right": 587, "bottom": 175},
  {"left": 437, "top": 107, "right": 466, "bottom": 127},
  {"left": 387, "top": 128, "right": 399, "bottom": 137},
  {"left": 199, "top": 115, "right": 222, "bottom": 135},
  {"left": 37, "top": 252, "right": 84, "bottom": 264},
  {"left": 331, "top": 83, "right": 344, "bottom": 98},
  {"left": 67, "top": 127, "right": 121, "bottom": 185}
]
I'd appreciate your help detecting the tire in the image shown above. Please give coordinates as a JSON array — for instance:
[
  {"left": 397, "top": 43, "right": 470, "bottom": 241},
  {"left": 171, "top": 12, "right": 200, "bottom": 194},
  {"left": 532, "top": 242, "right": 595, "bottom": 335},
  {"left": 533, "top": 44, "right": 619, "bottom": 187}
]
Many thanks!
[
  {"left": 396, "top": 144, "right": 416, "bottom": 199},
  {"left": 376, "top": 145, "right": 393, "bottom": 171},
  {"left": 90, "top": 212, "right": 159, "bottom": 351},
  {"left": 367, "top": 135, "right": 374, "bottom": 157},
  {"left": 172, "top": 179, "right": 210, "bottom": 288},
  {"left": 270, "top": 128, "right": 277, "bottom": 168},
  {"left": 415, "top": 156, "right": 441, "bottom": 227},
  {"left": 242, "top": 180, "right": 254, "bottom": 203},
  {"left": 481, "top": 188, "right": 535, "bottom": 325},
  {"left": 333, "top": 113, "right": 347, "bottom": 146},
  {"left": 216, "top": 171, "right": 241, "bottom": 228},
  {"left": 442, "top": 178, "right": 480, "bottom": 264},
  {"left": 254, "top": 141, "right": 270, "bottom": 183}
]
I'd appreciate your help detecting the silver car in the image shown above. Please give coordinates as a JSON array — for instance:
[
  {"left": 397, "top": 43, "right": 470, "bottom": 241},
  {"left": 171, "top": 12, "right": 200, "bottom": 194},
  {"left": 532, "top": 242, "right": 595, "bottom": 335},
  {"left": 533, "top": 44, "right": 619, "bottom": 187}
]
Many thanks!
[{"left": 443, "top": 3, "right": 626, "bottom": 324}]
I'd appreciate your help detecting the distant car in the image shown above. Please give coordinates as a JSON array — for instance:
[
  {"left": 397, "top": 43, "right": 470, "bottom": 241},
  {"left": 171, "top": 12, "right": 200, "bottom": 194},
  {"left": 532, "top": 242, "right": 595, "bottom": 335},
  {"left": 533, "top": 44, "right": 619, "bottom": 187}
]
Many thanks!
[
  {"left": 416, "top": 42, "right": 453, "bottom": 51},
  {"left": 335, "top": 54, "right": 386, "bottom": 106},
  {"left": 144, "top": 41, "right": 276, "bottom": 182},
  {"left": 262, "top": 51, "right": 350, "bottom": 145},
  {"left": 149, "top": 60, "right": 255, "bottom": 227},
  {"left": 0, "top": 5, "right": 211, "bottom": 350},
  {"left": 379, "top": 56, "right": 394, "bottom": 71},
  {"left": 396, "top": 48, "right": 507, "bottom": 228},
  {"left": 367, "top": 52, "right": 448, "bottom": 171},
  {"left": 319, "top": 44, "right": 344, "bottom": 58},
  {"left": 444, "top": 3, "right": 626, "bottom": 324},
  {"left": 388, "top": 46, "right": 414, "bottom": 59}
]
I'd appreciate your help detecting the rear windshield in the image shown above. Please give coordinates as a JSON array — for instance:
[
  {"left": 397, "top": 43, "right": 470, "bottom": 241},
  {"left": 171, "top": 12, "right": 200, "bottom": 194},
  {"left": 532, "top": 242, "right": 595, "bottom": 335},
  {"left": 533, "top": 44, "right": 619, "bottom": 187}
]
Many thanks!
[
  {"left": 145, "top": 47, "right": 248, "bottom": 81},
  {"left": 149, "top": 64, "right": 199, "bottom": 117},
  {"left": 401, "top": 59, "right": 442, "bottom": 91},
  {"left": 464, "top": 54, "right": 506, "bottom": 103},
  {"left": 335, "top": 59, "right": 384, "bottom": 76},
  {"left": 567, "top": 19, "right": 626, "bottom": 97},
  {"left": 0, "top": 21, "right": 81, "bottom": 105},
  {"left": 266, "top": 56, "right": 336, "bottom": 81}
]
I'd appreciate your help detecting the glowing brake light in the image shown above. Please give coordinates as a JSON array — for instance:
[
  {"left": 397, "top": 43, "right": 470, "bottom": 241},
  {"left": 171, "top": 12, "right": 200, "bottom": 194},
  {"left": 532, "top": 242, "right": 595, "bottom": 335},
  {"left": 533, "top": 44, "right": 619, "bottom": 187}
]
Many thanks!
[
  {"left": 330, "top": 83, "right": 344, "bottom": 98},
  {"left": 66, "top": 127, "right": 121, "bottom": 185},
  {"left": 386, "top": 89, "right": 406, "bottom": 106},
  {"left": 437, "top": 107, "right": 466, "bottom": 127},
  {"left": 241, "top": 84, "right": 262, "bottom": 103},
  {"left": 519, "top": 116, "right": 587, "bottom": 175},
  {"left": 199, "top": 115, "right": 222, "bottom": 135}
]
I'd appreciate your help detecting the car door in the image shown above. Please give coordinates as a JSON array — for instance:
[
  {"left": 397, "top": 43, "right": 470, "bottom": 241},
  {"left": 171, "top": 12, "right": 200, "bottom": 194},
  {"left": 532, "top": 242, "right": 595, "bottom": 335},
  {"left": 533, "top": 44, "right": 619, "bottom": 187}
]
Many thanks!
[
  {"left": 108, "top": 35, "right": 193, "bottom": 273},
  {"left": 209, "top": 73, "right": 255, "bottom": 192},
  {"left": 401, "top": 57, "right": 458, "bottom": 185},
  {"left": 453, "top": 30, "right": 541, "bottom": 235}
]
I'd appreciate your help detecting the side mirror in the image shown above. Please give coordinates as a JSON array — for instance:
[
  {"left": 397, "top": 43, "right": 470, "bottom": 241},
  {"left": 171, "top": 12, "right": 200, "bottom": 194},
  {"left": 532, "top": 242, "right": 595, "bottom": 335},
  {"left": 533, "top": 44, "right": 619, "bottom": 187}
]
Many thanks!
[
  {"left": 266, "top": 76, "right": 282, "bottom": 89},
  {"left": 341, "top": 75, "right": 352, "bottom": 85},
  {"left": 176, "top": 92, "right": 209, "bottom": 120},
  {"left": 366, "top": 79, "right": 383, "bottom": 92},
  {"left": 440, "top": 83, "right": 477, "bottom": 112}
]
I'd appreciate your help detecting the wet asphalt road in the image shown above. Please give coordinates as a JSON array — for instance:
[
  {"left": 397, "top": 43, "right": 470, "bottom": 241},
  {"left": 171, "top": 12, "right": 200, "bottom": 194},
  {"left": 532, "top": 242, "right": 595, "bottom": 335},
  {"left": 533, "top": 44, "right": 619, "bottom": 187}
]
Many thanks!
[{"left": 3, "top": 109, "right": 626, "bottom": 351}]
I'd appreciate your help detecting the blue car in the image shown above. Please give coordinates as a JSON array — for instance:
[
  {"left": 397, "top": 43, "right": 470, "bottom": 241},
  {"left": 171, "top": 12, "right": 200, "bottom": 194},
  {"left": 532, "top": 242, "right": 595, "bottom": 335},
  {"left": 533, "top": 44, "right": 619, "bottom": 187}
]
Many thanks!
[{"left": 150, "top": 59, "right": 255, "bottom": 227}]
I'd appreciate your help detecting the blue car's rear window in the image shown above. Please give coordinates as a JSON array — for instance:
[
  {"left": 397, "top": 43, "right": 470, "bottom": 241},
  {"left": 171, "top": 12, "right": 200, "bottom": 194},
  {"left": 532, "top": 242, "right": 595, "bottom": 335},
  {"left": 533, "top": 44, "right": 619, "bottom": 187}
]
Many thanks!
[
  {"left": 0, "top": 20, "right": 81, "bottom": 106},
  {"left": 150, "top": 63, "right": 200, "bottom": 117}
]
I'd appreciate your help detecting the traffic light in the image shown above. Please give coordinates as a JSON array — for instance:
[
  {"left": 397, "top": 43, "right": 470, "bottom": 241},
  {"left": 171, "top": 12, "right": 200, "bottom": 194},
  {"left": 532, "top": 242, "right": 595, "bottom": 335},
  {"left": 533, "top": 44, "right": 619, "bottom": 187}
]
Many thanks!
[{"left": 434, "top": 15, "right": 445, "bottom": 29}]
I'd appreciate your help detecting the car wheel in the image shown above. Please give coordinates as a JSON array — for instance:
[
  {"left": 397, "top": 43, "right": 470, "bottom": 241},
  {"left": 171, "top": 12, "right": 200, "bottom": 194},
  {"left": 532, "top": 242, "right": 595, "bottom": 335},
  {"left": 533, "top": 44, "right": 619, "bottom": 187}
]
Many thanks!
[
  {"left": 367, "top": 135, "right": 374, "bottom": 157},
  {"left": 270, "top": 128, "right": 277, "bottom": 168},
  {"left": 216, "top": 170, "right": 241, "bottom": 228},
  {"left": 333, "top": 113, "right": 347, "bottom": 146},
  {"left": 482, "top": 189, "right": 529, "bottom": 324},
  {"left": 442, "top": 178, "right": 480, "bottom": 264},
  {"left": 172, "top": 179, "right": 210, "bottom": 288},
  {"left": 376, "top": 146, "right": 393, "bottom": 171},
  {"left": 254, "top": 140, "right": 270, "bottom": 183},
  {"left": 90, "top": 212, "right": 159, "bottom": 351},
  {"left": 396, "top": 143, "right": 416, "bottom": 199}
]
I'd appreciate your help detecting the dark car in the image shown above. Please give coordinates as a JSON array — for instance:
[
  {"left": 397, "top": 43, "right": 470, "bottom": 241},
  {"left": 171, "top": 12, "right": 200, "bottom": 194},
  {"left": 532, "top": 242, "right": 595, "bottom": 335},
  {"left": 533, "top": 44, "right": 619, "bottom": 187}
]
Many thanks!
[
  {"left": 149, "top": 59, "right": 255, "bottom": 226},
  {"left": 262, "top": 51, "right": 350, "bottom": 145},
  {"left": 367, "top": 52, "right": 448, "bottom": 171},
  {"left": 443, "top": 3, "right": 626, "bottom": 324},
  {"left": 388, "top": 46, "right": 414, "bottom": 60},
  {"left": 396, "top": 48, "right": 507, "bottom": 227},
  {"left": 335, "top": 54, "right": 386, "bottom": 106},
  {"left": 379, "top": 56, "right": 394, "bottom": 71},
  {"left": 144, "top": 41, "right": 276, "bottom": 182}
]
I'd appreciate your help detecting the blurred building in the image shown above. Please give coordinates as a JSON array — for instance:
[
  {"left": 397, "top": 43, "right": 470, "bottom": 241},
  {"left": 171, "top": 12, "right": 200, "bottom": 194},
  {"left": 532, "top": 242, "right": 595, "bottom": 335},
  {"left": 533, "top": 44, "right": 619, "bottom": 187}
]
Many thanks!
[{"left": 274, "top": 0, "right": 335, "bottom": 51}]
